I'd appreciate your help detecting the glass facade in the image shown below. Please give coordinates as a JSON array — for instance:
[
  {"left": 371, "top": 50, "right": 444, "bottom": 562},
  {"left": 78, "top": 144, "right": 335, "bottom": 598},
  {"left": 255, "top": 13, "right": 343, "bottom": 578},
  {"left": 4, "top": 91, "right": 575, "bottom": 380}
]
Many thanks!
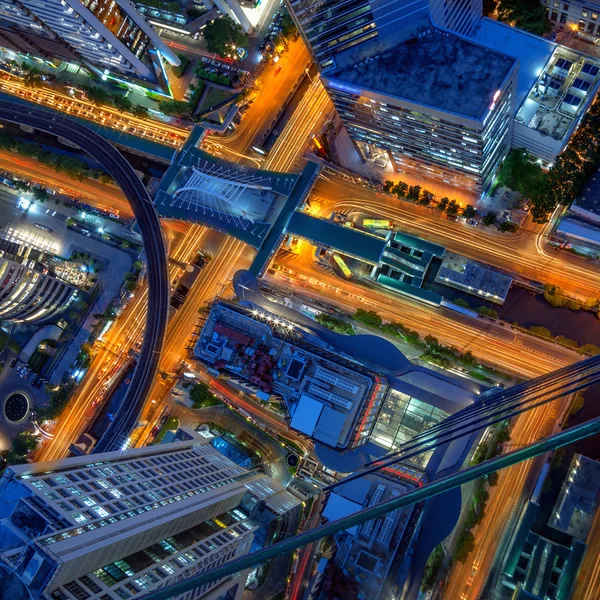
[
  {"left": 371, "top": 390, "right": 449, "bottom": 467},
  {"left": 288, "top": 0, "right": 378, "bottom": 69},
  {"left": 325, "top": 74, "right": 515, "bottom": 194}
]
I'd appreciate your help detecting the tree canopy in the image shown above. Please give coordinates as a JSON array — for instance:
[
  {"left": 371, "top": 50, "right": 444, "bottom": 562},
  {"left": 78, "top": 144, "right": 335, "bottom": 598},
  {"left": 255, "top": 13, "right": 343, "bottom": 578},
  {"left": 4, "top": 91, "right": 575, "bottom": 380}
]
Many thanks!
[
  {"left": 496, "top": 0, "right": 552, "bottom": 35},
  {"left": 204, "top": 17, "right": 248, "bottom": 57}
]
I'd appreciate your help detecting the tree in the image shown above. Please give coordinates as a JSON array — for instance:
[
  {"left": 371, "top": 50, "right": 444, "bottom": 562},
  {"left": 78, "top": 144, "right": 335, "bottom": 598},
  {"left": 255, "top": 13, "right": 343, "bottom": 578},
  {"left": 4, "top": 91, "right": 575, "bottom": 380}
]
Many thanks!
[
  {"left": 529, "top": 325, "right": 552, "bottom": 338},
  {"left": 463, "top": 204, "right": 477, "bottom": 219},
  {"left": 496, "top": 0, "right": 552, "bottom": 35},
  {"left": 482, "top": 211, "right": 498, "bottom": 226},
  {"left": 420, "top": 189, "right": 434, "bottom": 206},
  {"left": 497, "top": 149, "right": 546, "bottom": 198},
  {"left": 281, "top": 14, "right": 297, "bottom": 38},
  {"left": 498, "top": 221, "right": 517, "bottom": 233},
  {"left": 32, "top": 187, "right": 49, "bottom": 202},
  {"left": 11, "top": 432, "right": 39, "bottom": 456},
  {"left": 393, "top": 181, "right": 408, "bottom": 198},
  {"left": 383, "top": 180, "right": 395, "bottom": 193},
  {"left": 477, "top": 305, "right": 499, "bottom": 319},
  {"left": 159, "top": 99, "right": 191, "bottom": 117},
  {"left": 454, "top": 530, "right": 475, "bottom": 563},
  {"left": 204, "top": 16, "right": 248, "bottom": 57},
  {"left": 446, "top": 199, "right": 460, "bottom": 217},
  {"left": 579, "top": 344, "right": 600, "bottom": 356},
  {"left": 407, "top": 185, "right": 421, "bottom": 202},
  {"left": 172, "top": 54, "right": 191, "bottom": 78},
  {"left": 453, "top": 298, "right": 470, "bottom": 309},
  {"left": 315, "top": 313, "right": 354, "bottom": 335},
  {"left": 85, "top": 86, "right": 111, "bottom": 106},
  {"left": 112, "top": 94, "right": 132, "bottom": 113},
  {"left": 132, "top": 104, "right": 149, "bottom": 118},
  {"left": 189, "top": 382, "right": 219, "bottom": 408},
  {"left": 437, "top": 197, "right": 449, "bottom": 212},
  {"left": 353, "top": 309, "right": 382, "bottom": 328}
]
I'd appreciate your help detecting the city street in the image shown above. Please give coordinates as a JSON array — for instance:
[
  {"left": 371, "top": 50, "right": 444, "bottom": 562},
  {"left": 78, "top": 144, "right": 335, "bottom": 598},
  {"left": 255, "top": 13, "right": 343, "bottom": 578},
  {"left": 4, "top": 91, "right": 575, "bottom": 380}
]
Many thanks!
[
  {"left": 272, "top": 247, "right": 579, "bottom": 379},
  {"left": 313, "top": 174, "right": 600, "bottom": 300}
]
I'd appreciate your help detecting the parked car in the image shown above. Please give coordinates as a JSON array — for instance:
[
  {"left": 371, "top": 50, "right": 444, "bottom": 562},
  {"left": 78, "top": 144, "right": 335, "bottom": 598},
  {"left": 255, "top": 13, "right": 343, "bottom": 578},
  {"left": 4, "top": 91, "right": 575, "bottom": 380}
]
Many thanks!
[{"left": 9, "top": 357, "right": 17, "bottom": 368}]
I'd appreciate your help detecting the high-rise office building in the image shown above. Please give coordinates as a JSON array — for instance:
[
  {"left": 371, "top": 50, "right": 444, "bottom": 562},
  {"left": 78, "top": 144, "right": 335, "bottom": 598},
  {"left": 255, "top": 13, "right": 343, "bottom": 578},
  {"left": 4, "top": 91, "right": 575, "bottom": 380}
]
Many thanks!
[
  {"left": 288, "top": 0, "right": 516, "bottom": 194},
  {"left": 322, "top": 25, "right": 518, "bottom": 194},
  {"left": 0, "top": 0, "right": 179, "bottom": 87},
  {"left": 0, "top": 431, "right": 300, "bottom": 600},
  {"left": 287, "top": 0, "right": 482, "bottom": 70}
]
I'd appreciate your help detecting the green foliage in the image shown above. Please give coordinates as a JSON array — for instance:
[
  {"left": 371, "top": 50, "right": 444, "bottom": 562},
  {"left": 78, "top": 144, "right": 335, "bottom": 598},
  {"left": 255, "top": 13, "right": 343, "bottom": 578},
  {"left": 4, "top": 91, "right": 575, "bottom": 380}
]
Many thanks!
[
  {"left": 383, "top": 180, "right": 394, "bottom": 193},
  {"left": 32, "top": 187, "right": 49, "bottom": 202},
  {"left": 437, "top": 197, "right": 449, "bottom": 213},
  {"left": 579, "top": 343, "right": 600, "bottom": 356},
  {"left": 498, "top": 221, "right": 517, "bottom": 233},
  {"left": 446, "top": 199, "right": 460, "bottom": 217},
  {"left": 281, "top": 14, "right": 297, "bottom": 38},
  {"left": 463, "top": 204, "right": 477, "bottom": 219},
  {"left": 0, "top": 131, "right": 105, "bottom": 181},
  {"left": 37, "top": 382, "right": 76, "bottom": 421},
  {"left": 453, "top": 298, "right": 470, "bottom": 309},
  {"left": 482, "top": 211, "right": 498, "bottom": 226},
  {"left": 189, "top": 383, "right": 219, "bottom": 409},
  {"left": 315, "top": 313, "right": 354, "bottom": 335},
  {"left": 158, "top": 99, "right": 191, "bottom": 117},
  {"left": 406, "top": 185, "right": 421, "bottom": 201},
  {"left": 543, "top": 284, "right": 569, "bottom": 308},
  {"left": 204, "top": 16, "right": 248, "bottom": 57},
  {"left": 195, "top": 68, "right": 232, "bottom": 86},
  {"left": 496, "top": 0, "right": 552, "bottom": 35},
  {"left": 477, "top": 305, "right": 499, "bottom": 319},
  {"left": 529, "top": 325, "right": 552, "bottom": 338},
  {"left": 420, "top": 189, "right": 435, "bottom": 206},
  {"left": 172, "top": 54, "right": 191, "bottom": 78},
  {"left": 421, "top": 545, "right": 445, "bottom": 592},
  {"left": 483, "top": 0, "right": 497, "bottom": 16},
  {"left": 454, "top": 530, "right": 475, "bottom": 563},
  {"left": 393, "top": 181, "right": 408, "bottom": 198},
  {"left": 497, "top": 149, "right": 546, "bottom": 198},
  {"left": 555, "top": 335, "right": 579, "bottom": 348},
  {"left": 353, "top": 308, "right": 383, "bottom": 328}
]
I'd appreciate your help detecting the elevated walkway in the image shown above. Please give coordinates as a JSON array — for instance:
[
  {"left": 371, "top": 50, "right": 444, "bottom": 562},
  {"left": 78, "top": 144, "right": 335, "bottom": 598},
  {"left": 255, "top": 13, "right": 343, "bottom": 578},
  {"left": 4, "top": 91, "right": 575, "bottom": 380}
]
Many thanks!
[{"left": 287, "top": 212, "right": 388, "bottom": 265}]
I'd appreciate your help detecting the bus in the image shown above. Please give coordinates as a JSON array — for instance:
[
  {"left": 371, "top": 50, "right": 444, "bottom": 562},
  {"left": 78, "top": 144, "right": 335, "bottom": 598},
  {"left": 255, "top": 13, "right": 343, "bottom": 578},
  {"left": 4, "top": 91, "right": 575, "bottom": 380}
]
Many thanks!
[
  {"left": 363, "top": 218, "right": 394, "bottom": 229},
  {"left": 332, "top": 253, "right": 352, "bottom": 279}
]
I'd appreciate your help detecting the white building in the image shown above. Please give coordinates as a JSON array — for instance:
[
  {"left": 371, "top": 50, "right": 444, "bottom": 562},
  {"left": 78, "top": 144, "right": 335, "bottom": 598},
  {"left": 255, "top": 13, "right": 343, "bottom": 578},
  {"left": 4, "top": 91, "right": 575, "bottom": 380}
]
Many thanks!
[
  {"left": 0, "top": 430, "right": 299, "bottom": 600},
  {"left": 0, "top": 0, "right": 179, "bottom": 86}
]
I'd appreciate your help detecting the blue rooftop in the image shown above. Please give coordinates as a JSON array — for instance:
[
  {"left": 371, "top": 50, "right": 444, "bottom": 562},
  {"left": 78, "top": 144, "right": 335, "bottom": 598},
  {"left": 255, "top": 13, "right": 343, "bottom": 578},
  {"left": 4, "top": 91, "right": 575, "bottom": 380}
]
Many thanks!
[
  {"left": 287, "top": 212, "right": 387, "bottom": 264},
  {"left": 473, "top": 18, "right": 556, "bottom": 112}
]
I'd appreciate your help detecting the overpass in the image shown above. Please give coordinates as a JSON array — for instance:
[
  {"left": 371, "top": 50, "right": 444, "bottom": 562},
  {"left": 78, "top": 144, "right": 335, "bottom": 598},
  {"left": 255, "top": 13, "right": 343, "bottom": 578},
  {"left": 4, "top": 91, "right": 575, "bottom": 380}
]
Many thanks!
[{"left": 0, "top": 99, "right": 170, "bottom": 454}]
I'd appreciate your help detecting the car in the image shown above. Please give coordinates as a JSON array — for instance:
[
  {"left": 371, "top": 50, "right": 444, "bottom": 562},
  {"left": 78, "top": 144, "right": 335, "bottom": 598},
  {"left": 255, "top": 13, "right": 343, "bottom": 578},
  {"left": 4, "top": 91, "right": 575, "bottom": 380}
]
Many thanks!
[
  {"left": 201, "top": 56, "right": 210, "bottom": 63},
  {"left": 272, "top": 11, "right": 280, "bottom": 19},
  {"left": 151, "top": 425, "right": 160, "bottom": 437},
  {"left": 211, "top": 60, "right": 220, "bottom": 66},
  {"left": 81, "top": 229, "right": 91, "bottom": 237},
  {"left": 9, "top": 357, "right": 17, "bottom": 368}
]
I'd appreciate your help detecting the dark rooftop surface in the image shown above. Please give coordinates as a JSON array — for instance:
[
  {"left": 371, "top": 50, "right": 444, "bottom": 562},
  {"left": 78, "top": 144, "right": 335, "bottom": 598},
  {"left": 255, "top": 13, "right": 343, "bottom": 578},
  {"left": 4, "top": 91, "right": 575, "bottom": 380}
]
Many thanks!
[{"left": 330, "top": 29, "right": 516, "bottom": 119}]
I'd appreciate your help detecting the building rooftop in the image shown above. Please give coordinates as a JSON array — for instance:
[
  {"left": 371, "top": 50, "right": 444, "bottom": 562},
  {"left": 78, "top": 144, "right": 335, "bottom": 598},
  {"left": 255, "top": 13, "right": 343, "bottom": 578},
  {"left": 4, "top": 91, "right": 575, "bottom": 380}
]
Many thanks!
[
  {"left": 323, "top": 472, "right": 418, "bottom": 598},
  {"left": 194, "top": 302, "right": 387, "bottom": 449},
  {"left": 550, "top": 454, "right": 600, "bottom": 541},
  {"left": 436, "top": 252, "right": 513, "bottom": 304},
  {"left": 473, "top": 18, "right": 556, "bottom": 112},
  {"left": 574, "top": 168, "right": 600, "bottom": 218},
  {"left": 329, "top": 27, "right": 515, "bottom": 119}
]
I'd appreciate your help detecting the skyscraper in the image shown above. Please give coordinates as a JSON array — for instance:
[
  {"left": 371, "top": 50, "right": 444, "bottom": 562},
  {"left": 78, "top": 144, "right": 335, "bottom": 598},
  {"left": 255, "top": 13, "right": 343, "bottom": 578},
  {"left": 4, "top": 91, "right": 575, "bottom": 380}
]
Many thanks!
[
  {"left": 288, "top": 0, "right": 515, "bottom": 195},
  {"left": 287, "top": 0, "right": 483, "bottom": 70},
  {"left": 0, "top": 430, "right": 300, "bottom": 599},
  {"left": 0, "top": 0, "right": 179, "bottom": 87}
]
